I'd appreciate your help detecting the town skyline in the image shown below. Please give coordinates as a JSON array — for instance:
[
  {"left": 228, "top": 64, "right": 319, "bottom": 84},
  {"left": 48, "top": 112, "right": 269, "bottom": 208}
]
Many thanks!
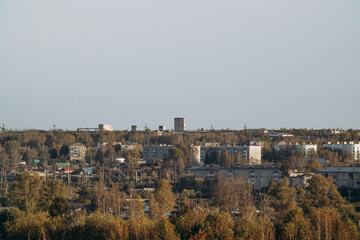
[{"left": 2, "top": 120, "right": 360, "bottom": 132}]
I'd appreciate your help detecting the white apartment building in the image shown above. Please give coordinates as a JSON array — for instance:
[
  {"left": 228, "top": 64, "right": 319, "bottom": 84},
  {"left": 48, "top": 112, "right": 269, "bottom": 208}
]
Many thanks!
[
  {"left": 99, "top": 124, "right": 112, "bottom": 131},
  {"left": 323, "top": 142, "right": 360, "bottom": 160},
  {"left": 199, "top": 145, "right": 262, "bottom": 165},
  {"left": 275, "top": 144, "right": 317, "bottom": 158}
]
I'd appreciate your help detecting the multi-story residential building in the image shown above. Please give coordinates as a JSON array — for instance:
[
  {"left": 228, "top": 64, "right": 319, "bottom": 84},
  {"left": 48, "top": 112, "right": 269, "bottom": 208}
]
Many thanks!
[
  {"left": 274, "top": 143, "right": 317, "bottom": 158},
  {"left": 131, "top": 125, "right": 138, "bottom": 132},
  {"left": 98, "top": 124, "right": 112, "bottom": 131},
  {"left": 269, "top": 132, "right": 293, "bottom": 137},
  {"left": 315, "top": 167, "right": 360, "bottom": 189},
  {"left": 323, "top": 142, "right": 360, "bottom": 160},
  {"left": 142, "top": 145, "right": 173, "bottom": 162},
  {"left": 121, "top": 143, "right": 137, "bottom": 152},
  {"left": 187, "top": 165, "right": 283, "bottom": 189},
  {"left": 289, "top": 172, "right": 314, "bottom": 188},
  {"left": 174, "top": 117, "right": 185, "bottom": 133},
  {"left": 200, "top": 146, "right": 262, "bottom": 165},
  {"left": 69, "top": 143, "right": 86, "bottom": 161}
]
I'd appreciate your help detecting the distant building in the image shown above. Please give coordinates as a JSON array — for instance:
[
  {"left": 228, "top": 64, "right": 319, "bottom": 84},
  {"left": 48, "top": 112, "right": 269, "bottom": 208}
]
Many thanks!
[
  {"left": 289, "top": 172, "right": 314, "bottom": 188},
  {"left": 56, "top": 162, "right": 70, "bottom": 170},
  {"left": 315, "top": 167, "right": 360, "bottom": 189},
  {"left": 269, "top": 132, "right": 293, "bottom": 138},
  {"left": 61, "top": 166, "right": 75, "bottom": 174},
  {"left": 99, "top": 124, "right": 112, "bottom": 131},
  {"left": 158, "top": 125, "right": 166, "bottom": 131},
  {"left": 323, "top": 142, "right": 360, "bottom": 160},
  {"left": 246, "top": 128, "right": 268, "bottom": 136},
  {"left": 69, "top": 143, "right": 86, "bottom": 162},
  {"left": 204, "top": 142, "right": 220, "bottom": 147},
  {"left": 174, "top": 117, "right": 185, "bottom": 132},
  {"left": 115, "top": 157, "right": 125, "bottom": 164},
  {"left": 131, "top": 125, "right": 138, "bottom": 132},
  {"left": 143, "top": 145, "right": 173, "bottom": 162},
  {"left": 200, "top": 145, "right": 262, "bottom": 165},
  {"left": 121, "top": 143, "right": 137, "bottom": 152},
  {"left": 95, "top": 142, "right": 109, "bottom": 148},
  {"left": 275, "top": 143, "right": 317, "bottom": 158},
  {"left": 187, "top": 165, "right": 283, "bottom": 189},
  {"left": 81, "top": 167, "right": 94, "bottom": 175},
  {"left": 249, "top": 140, "right": 265, "bottom": 147}
]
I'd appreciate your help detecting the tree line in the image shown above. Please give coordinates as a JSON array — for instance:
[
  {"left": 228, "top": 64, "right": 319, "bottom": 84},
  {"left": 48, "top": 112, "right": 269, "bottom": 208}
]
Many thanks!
[{"left": 0, "top": 171, "right": 359, "bottom": 239}]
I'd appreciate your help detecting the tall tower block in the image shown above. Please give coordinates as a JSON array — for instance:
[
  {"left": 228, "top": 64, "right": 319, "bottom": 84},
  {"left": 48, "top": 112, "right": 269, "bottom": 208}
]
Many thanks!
[{"left": 174, "top": 117, "right": 185, "bottom": 133}]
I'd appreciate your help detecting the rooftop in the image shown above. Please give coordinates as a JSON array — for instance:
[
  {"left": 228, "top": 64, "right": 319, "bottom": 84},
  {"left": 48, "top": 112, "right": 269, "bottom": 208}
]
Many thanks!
[
  {"left": 188, "top": 165, "right": 281, "bottom": 171},
  {"left": 316, "top": 167, "right": 360, "bottom": 173}
]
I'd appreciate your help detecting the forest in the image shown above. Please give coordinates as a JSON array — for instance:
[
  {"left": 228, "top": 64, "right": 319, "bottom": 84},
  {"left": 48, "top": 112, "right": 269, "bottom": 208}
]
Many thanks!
[{"left": 0, "top": 129, "right": 359, "bottom": 239}]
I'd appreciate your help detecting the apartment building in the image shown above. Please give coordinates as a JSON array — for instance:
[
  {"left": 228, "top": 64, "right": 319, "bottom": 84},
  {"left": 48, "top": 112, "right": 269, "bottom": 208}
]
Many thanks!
[
  {"left": 98, "top": 124, "right": 112, "bottom": 131},
  {"left": 188, "top": 165, "right": 283, "bottom": 189},
  {"left": 142, "top": 145, "right": 173, "bottom": 162},
  {"left": 69, "top": 143, "right": 86, "bottom": 162},
  {"left": 315, "top": 167, "right": 360, "bottom": 189},
  {"left": 174, "top": 117, "right": 185, "bottom": 133},
  {"left": 200, "top": 145, "right": 262, "bottom": 165},
  {"left": 275, "top": 143, "right": 317, "bottom": 158},
  {"left": 323, "top": 142, "right": 360, "bottom": 160}
]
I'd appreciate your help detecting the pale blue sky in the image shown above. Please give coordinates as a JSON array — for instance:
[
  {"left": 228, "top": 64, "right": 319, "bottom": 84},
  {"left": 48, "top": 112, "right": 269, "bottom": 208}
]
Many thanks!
[{"left": 1, "top": 0, "right": 359, "bottom": 130}]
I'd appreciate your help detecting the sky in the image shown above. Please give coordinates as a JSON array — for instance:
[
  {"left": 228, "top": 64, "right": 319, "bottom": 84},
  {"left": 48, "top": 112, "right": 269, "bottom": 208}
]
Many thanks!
[{"left": 0, "top": 0, "right": 360, "bottom": 131}]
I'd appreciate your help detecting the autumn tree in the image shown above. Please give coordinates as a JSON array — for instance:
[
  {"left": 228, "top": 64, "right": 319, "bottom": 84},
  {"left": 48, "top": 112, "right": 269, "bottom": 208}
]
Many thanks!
[
  {"left": 305, "top": 158, "right": 322, "bottom": 173},
  {"left": 49, "top": 197, "right": 70, "bottom": 217},
  {"left": 8, "top": 173, "right": 67, "bottom": 213},
  {"left": 8, "top": 172, "right": 43, "bottom": 213},
  {"left": 255, "top": 216, "right": 275, "bottom": 240},
  {"left": 174, "top": 208, "right": 208, "bottom": 239},
  {"left": 82, "top": 212, "right": 128, "bottom": 240},
  {"left": 234, "top": 218, "right": 257, "bottom": 240},
  {"left": 153, "top": 179, "right": 175, "bottom": 216},
  {"left": 204, "top": 211, "right": 234, "bottom": 240},
  {"left": 128, "top": 215, "right": 154, "bottom": 240},
  {"left": 5, "top": 140, "right": 21, "bottom": 169},
  {"left": 212, "top": 174, "right": 255, "bottom": 218},
  {"left": 153, "top": 218, "right": 180, "bottom": 240},
  {"left": 220, "top": 150, "right": 233, "bottom": 167},
  {"left": 281, "top": 207, "right": 310, "bottom": 240},
  {"left": 298, "top": 175, "right": 345, "bottom": 213},
  {"left": 7, "top": 211, "right": 50, "bottom": 240},
  {"left": 268, "top": 178, "right": 296, "bottom": 222}
]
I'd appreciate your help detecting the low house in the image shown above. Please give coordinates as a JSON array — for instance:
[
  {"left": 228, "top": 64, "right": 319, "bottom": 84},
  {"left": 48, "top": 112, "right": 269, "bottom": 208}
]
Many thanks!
[
  {"left": 81, "top": 167, "right": 94, "bottom": 175},
  {"left": 61, "top": 166, "right": 74, "bottom": 174}
]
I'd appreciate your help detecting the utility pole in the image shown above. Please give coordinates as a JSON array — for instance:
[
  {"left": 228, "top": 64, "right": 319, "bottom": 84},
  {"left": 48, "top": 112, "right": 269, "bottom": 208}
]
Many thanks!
[
  {"left": 67, "top": 160, "right": 71, "bottom": 199},
  {"left": 347, "top": 187, "right": 352, "bottom": 202}
]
